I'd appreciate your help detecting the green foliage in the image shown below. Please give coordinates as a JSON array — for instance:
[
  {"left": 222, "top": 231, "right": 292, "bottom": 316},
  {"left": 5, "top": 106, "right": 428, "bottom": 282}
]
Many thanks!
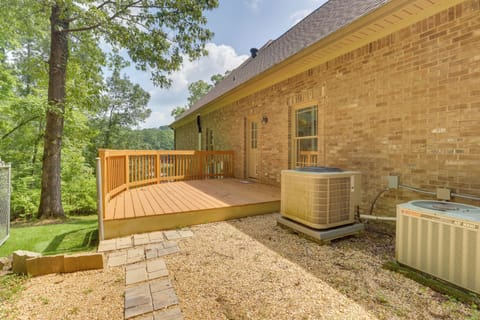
[
  {"left": 171, "top": 106, "right": 187, "bottom": 118},
  {"left": 171, "top": 72, "right": 227, "bottom": 117},
  {"left": 61, "top": 146, "right": 97, "bottom": 215},
  {"left": 114, "top": 127, "right": 175, "bottom": 150},
  {"left": 187, "top": 80, "right": 212, "bottom": 107},
  {"left": 0, "top": 215, "right": 99, "bottom": 257},
  {"left": 0, "top": 0, "right": 215, "bottom": 218},
  {"left": 94, "top": 69, "right": 151, "bottom": 148}
]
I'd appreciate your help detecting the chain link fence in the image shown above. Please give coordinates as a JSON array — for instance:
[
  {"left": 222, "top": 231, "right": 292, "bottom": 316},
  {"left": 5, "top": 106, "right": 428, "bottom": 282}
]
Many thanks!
[{"left": 0, "top": 159, "right": 11, "bottom": 247}]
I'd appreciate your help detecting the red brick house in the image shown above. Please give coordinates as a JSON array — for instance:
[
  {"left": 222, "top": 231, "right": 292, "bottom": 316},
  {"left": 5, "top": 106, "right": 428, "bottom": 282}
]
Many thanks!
[{"left": 171, "top": 0, "right": 480, "bottom": 215}]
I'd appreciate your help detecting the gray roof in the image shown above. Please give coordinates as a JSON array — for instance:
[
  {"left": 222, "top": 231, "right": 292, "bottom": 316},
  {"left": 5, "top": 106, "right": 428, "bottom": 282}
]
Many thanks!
[{"left": 174, "top": 0, "right": 390, "bottom": 122}]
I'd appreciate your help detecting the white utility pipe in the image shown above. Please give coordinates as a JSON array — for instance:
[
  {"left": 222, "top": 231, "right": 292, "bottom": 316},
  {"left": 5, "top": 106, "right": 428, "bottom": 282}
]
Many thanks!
[{"left": 360, "top": 214, "right": 396, "bottom": 222}]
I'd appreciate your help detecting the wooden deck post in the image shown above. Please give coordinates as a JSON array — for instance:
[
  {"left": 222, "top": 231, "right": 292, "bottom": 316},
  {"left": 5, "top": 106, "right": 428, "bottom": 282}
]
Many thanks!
[
  {"left": 125, "top": 154, "right": 130, "bottom": 189},
  {"left": 156, "top": 153, "right": 160, "bottom": 184},
  {"left": 95, "top": 157, "right": 105, "bottom": 240},
  {"left": 98, "top": 149, "right": 107, "bottom": 221}
]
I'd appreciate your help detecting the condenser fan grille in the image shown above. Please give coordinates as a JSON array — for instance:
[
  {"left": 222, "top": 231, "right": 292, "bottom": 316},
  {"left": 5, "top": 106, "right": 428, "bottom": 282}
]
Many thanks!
[{"left": 314, "top": 177, "right": 351, "bottom": 224}]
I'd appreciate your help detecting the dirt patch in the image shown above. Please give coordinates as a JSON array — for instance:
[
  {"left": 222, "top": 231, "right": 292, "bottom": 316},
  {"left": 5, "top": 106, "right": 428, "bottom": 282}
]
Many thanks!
[
  {"left": 165, "top": 213, "right": 477, "bottom": 320},
  {"left": 1, "top": 267, "right": 124, "bottom": 320}
]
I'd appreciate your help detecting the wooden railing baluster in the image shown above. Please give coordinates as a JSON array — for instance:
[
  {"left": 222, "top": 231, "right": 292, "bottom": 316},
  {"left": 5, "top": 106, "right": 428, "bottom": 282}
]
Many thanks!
[{"left": 98, "top": 149, "right": 234, "bottom": 209}]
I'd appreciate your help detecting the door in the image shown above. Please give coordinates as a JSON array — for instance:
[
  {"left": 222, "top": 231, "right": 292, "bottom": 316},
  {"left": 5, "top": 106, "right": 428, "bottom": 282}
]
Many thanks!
[{"left": 247, "top": 118, "right": 259, "bottom": 179}]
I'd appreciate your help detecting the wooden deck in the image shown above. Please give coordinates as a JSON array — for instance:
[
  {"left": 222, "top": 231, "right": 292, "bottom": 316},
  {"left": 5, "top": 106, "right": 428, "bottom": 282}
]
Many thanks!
[{"left": 103, "top": 179, "right": 280, "bottom": 239}]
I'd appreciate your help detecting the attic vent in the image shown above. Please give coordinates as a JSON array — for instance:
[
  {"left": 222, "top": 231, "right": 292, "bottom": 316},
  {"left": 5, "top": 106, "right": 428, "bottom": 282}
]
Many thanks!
[{"left": 250, "top": 48, "right": 258, "bottom": 58}]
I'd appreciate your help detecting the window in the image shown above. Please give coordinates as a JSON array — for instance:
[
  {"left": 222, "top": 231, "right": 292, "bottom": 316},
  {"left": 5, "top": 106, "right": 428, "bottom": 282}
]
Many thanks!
[
  {"left": 250, "top": 121, "right": 258, "bottom": 149},
  {"left": 294, "top": 106, "right": 318, "bottom": 167}
]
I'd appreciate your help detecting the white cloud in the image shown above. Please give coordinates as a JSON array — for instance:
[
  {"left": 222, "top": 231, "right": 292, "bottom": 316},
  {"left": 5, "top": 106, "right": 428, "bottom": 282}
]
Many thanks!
[
  {"left": 140, "top": 111, "right": 167, "bottom": 129},
  {"left": 138, "top": 43, "right": 249, "bottom": 128},
  {"left": 243, "top": 0, "right": 262, "bottom": 13}
]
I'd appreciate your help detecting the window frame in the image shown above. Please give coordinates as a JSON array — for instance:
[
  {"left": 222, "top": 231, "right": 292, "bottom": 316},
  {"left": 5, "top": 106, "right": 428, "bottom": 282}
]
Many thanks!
[{"left": 292, "top": 104, "right": 318, "bottom": 168}]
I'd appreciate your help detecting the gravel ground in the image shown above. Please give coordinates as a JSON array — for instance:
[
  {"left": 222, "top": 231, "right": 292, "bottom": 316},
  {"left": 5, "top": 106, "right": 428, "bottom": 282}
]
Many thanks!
[
  {"left": 2, "top": 213, "right": 477, "bottom": 320},
  {"left": 165, "top": 213, "right": 477, "bottom": 320},
  {"left": 2, "top": 267, "right": 124, "bottom": 320}
]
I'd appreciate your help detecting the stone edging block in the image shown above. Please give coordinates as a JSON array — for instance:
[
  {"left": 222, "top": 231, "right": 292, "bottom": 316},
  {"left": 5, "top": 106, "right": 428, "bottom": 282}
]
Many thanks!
[
  {"left": 25, "top": 253, "right": 104, "bottom": 277},
  {"left": 64, "top": 253, "right": 104, "bottom": 273}
]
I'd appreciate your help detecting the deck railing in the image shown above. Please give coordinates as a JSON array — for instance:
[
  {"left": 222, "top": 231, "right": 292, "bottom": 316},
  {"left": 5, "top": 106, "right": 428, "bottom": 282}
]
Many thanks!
[
  {"left": 297, "top": 151, "right": 318, "bottom": 168},
  {"left": 97, "top": 149, "right": 234, "bottom": 219}
]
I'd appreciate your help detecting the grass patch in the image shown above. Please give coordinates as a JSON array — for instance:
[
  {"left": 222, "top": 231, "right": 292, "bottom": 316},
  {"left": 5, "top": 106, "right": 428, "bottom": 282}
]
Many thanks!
[
  {"left": 0, "top": 274, "right": 27, "bottom": 319},
  {"left": 384, "top": 260, "right": 480, "bottom": 306},
  {"left": 0, "top": 215, "right": 98, "bottom": 257}
]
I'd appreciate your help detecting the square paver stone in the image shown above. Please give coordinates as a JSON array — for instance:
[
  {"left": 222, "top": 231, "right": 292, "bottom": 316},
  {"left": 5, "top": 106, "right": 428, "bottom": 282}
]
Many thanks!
[
  {"left": 152, "top": 288, "right": 178, "bottom": 311},
  {"left": 134, "top": 234, "right": 151, "bottom": 246},
  {"left": 163, "top": 231, "right": 182, "bottom": 241},
  {"left": 178, "top": 229, "right": 194, "bottom": 238},
  {"left": 97, "top": 239, "right": 117, "bottom": 252},
  {"left": 126, "top": 265, "right": 148, "bottom": 285},
  {"left": 147, "top": 259, "right": 167, "bottom": 273},
  {"left": 134, "top": 314, "right": 154, "bottom": 320},
  {"left": 148, "top": 231, "right": 165, "bottom": 243},
  {"left": 107, "top": 252, "right": 127, "bottom": 267},
  {"left": 145, "top": 248, "right": 158, "bottom": 260},
  {"left": 145, "top": 243, "right": 164, "bottom": 250},
  {"left": 150, "top": 279, "right": 173, "bottom": 293},
  {"left": 162, "top": 241, "right": 178, "bottom": 249},
  {"left": 125, "top": 283, "right": 153, "bottom": 319},
  {"left": 127, "top": 248, "right": 145, "bottom": 264},
  {"left": 148, "top": 268, "right": 168, "bottom": 280},
  {"left": 117, "top": 236, "right": 134, "bottom": 249},
  {"left": 125, "top": 303, "right": 153, "bottom": 319},
  {"left": 126, "top": 262, "right": 146, "bottom": 271},
  {"left": 154, "top": 307, "right": 183, "bottom": 320},
  {"left": 157, "top": 247, "right": 179, "bottom": 257}
]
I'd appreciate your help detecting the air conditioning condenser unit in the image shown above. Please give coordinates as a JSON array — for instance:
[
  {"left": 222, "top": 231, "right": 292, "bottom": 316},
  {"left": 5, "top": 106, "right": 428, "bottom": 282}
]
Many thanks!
[
  {"left": 397, "top": 200, "right": 480, "bottom": 294},
  {"left": 281, "top": 168, "right": 362, "bottom": 229}
]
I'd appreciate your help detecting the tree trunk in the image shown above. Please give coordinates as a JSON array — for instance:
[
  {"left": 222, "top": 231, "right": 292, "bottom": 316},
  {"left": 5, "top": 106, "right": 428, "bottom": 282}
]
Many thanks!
[{"left": 38, "top": 4, "right": 69, "bottom": 219}]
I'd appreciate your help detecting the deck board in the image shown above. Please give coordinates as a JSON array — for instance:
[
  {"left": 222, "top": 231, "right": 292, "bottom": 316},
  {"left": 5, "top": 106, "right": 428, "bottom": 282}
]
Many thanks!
[
  {"left": 143, "top": 186, "right": 165, "bottom": 214},
  {"left": 136, "top": 188, "right": 154, "bottom": 216},
  {"left": 103, "top": 179, "right": 281, "bottom": 239},
  {"left": 124, "top": 191, "right": 135, "bottom": 219},
  {"left": 172, "top": 182, "right": 225, "bottom": 209},
  {"left": 164, "top": 183, "right": 199, "bottom": 211},
  {"left": 131, "top": 189, "right": 145, "bottom": 217},
  {"left": 104, "top": 178, "right": 279, "bottom": 221},
  {"left": 115, "top": 193, "right": 124, "bottom": 220},
  {"left": 147, "top": 185, "right": 173, "bottom": 213}
]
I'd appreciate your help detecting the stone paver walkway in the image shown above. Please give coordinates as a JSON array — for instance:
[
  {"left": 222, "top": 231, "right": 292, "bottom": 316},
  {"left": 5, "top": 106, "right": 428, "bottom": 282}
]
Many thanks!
[{"left": 98, "top": 228, "right": 193, "bottom": 320}]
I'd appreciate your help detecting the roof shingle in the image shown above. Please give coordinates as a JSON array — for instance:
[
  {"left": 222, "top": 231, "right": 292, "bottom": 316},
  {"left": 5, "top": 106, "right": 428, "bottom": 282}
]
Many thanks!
[{"left": 174, "top": 0, "right": 390, "bottom": 122}]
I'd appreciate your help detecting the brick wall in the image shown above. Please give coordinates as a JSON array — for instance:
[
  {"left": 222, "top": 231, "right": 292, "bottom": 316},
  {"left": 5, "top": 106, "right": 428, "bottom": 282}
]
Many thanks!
[{"left": 175, "top": 1, "right": 480, "bottom": 215}]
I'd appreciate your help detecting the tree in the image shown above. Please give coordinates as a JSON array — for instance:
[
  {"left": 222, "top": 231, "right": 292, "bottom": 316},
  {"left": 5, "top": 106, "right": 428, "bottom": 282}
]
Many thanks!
[
  {"left": 2, "top": 0, "right": 219, "bottom": 218},
  {"left": 171, "top": 72, "right": 227, "bottom": 118},
  {"left": 186, "top": 80, "right": 211, "bottom": 107},
  {"left": 99, "top": 69, "right": 151, "bottom": 148},
  {"left": 171, "top": 106, "right": 187, "bottom": 118}
]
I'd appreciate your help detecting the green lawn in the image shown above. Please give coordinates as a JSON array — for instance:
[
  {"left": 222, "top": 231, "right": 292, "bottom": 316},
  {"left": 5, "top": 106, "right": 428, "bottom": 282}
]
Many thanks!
[{"left": 0, "top": 215, "right": 99, "bottom": 257}]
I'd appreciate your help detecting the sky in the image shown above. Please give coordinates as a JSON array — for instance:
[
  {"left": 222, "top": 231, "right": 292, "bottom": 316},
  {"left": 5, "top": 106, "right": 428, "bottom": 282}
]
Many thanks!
[{"left": 128, "top": 0, "right": 328, "bottom": 128}]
